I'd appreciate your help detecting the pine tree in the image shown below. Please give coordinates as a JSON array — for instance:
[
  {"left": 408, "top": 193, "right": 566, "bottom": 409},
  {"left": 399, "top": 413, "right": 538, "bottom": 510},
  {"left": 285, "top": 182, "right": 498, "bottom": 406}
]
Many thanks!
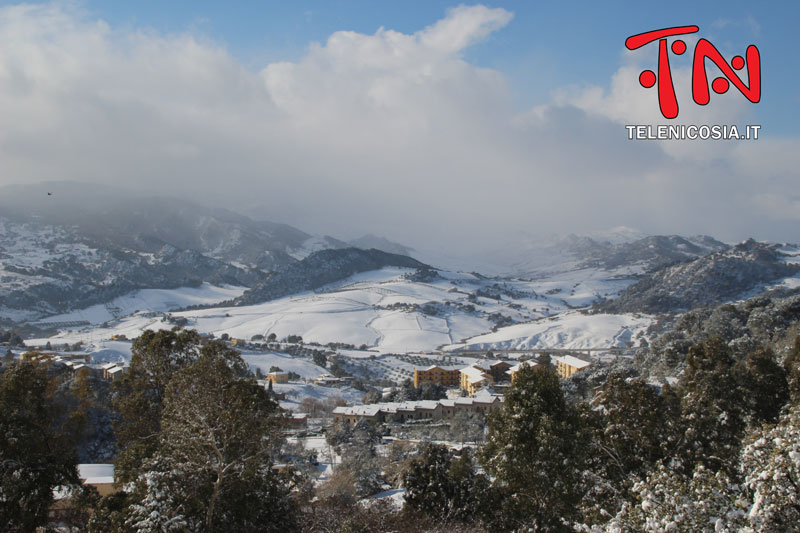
[
  {"left": 739, "top": 345, "right": 789, "bottom": 425},
  {"left": 590, "top": 374, "right": 680, "bottom": 481},
  {"left": 480, "top": 364, "right": 585, "bottom": 531},
  {"left": 126, "top": 345, "right": 295, "bottom": 532},
  {"left": 112, "top": 328, "right": 201, "bottom": 482},
  {"left": 581, "top": 374, "right": 681, "bottom": 523},
  {"left": 606, "top": 462, "right": 748, "bottom": 532},
  {"left": 783, "top": 336, "right": 800, "bottom": 404},
  {"left": 404, "top": 444, "right": 488, "bottom": 524},
  {"left": 677, "top": 338, "right": 747, "bottom": 476},
  {"left": 0, "top": 361, "right": 80, "bottom": 530},
  {"left": 740, "top": 401, "right": 800, "bottom": 530}
]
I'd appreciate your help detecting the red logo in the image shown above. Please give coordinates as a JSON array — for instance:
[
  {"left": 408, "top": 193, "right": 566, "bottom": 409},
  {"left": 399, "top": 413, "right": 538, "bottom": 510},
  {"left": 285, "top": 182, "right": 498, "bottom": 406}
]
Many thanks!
[{"left": 626, "top": 26, "right": 761, "bottom": 119}]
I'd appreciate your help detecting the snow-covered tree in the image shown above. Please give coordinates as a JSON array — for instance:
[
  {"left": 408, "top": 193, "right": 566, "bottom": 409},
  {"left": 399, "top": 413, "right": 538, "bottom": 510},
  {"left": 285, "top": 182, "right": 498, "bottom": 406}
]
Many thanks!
[
  {"left": 0, "top": 360, "right": 80, "bottom": 530},
  {"left": 126, "top": 345, "right": 295, "bottom": 532},
  {"left": 480, "top": 364, "right": 586, "bottom": 531},
  {"left": 580, "top": 374, "right": 681, "bottom": 523},
  {"left": 783, "top": 336, "right": 800, "bottom": 404},
  {"left": 605, "top": 462, "right": 749, "bottom": 532},
  {"left": 739, "top": 346, "right": 789, "bottom": 425},
  {"left": 403, "top": 444, "right": 488, "bottom": 523},
  {"left": 740, "top": 402, "right": 800, "bottom": 530},
  {"left": 677, "top": 338, "right": 747, "bottom": 475},
  {"left": 125, "top": 466, "right": 189, "bottom": 532},
  {"left": 112, "top": 328, "right": 201, "bottom": 482},
  {"left": 590, "top": 374, "right": 680, "bottom": 481}
]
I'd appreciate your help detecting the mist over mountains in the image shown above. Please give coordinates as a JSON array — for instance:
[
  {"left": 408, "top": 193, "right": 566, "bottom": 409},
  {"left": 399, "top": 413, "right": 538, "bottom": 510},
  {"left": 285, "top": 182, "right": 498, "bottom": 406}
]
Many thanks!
[{"left": 1, "top": 182, "right": 799, "bottom": 325}]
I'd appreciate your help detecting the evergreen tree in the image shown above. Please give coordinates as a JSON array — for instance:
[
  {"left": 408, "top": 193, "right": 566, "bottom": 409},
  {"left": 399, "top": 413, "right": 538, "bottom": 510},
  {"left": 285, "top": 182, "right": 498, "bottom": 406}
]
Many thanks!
[
  {"left": 480, "top": 364, "right": 585, "bottom": 531},
  {"left": 590, "top": 374, "right": 680, "bottom": 482},
  {"left": 580, "top": 374, "right": 681, "bottom": 523},
  {"left": 740, "top": 401, "right": 800, "bottom": 530},
  {"left": 677, "top": 338, "right": 747, "bottom": 476},
  {"left": 404, "top": 444, "right": 488, "bottom": 524},
  {"left": 739, "top": 345, "right": 789, "bottom": 425},
  {"left": 0, "top": 361, "right": 80, "bottom": 530},
  {"left": 112, "top": 328, "right": 201, "bottom": 482},
  {"left": 126, "top": 346, "right": 295, "bottom": 531},
  {"left": 606, "top": 462, "right": 748, "bottom": 532},
  {"left": 783, "top": 336, "right": 800, "bottom": 405}
]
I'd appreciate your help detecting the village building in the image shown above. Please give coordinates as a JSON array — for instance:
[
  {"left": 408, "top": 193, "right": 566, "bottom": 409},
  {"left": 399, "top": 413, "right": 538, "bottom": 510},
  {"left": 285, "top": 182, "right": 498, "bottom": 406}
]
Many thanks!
[
  {"left": 460, "top": 365, "right": 494, "bottom": 396},
  {"left": 413, "top": 365, "right": 461, "bottom": 388},
  {"left": 553, "top": 355, "right": 592, "bottom": 378},
  {"left": 268, "top": 370, "right": 290, "bottom": 384},
  {"left": 506, "top": 361, "right": 540, "bottom": 384},
  {"left": 332, "top": 390, "right": 503, "bottom": 426},
  {"left": 50, "top": 464, "right": 119, "bottom": 523},
  {"left": 106, "top": 366, "right": 127, "bottom": 381}
]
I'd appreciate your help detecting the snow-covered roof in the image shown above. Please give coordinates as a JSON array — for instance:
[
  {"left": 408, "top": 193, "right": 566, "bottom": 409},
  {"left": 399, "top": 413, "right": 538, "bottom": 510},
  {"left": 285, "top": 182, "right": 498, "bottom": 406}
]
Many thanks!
[
  {"left": 554, "top": 355, "right": 591, "bottom": 369},
  {"left": 101, "top": 362, "right": 118, "bottom": 370},
  {"left": 333, "top": 405, "right": 383, "bottom": 417},
  {"left": 334, "top": 399, "right": 446, "bottom": 417},
  {"left": 460, "top": 365, "right": 491, "bottom": 384},
  {"left": 417, "top": 365, "right": 460, "bottom": 372},
  {"left": 472, "top": 388, "right": 500, "bottom": 402},
  {"left": 507, "top": 361, "right": 539, "bottom": 374},
  {"left": 107, "top": 366, "right": 125, "bottom": 374}
]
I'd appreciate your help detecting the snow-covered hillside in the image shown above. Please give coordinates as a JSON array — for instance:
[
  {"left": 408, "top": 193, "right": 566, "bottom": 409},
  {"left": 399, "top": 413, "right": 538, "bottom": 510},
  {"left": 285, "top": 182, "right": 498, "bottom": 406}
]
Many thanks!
[
  {"left": 28, "top": 266, "right": 642, "bottom": 354},
  {"left": 443, "top": 311, "right": 652, "bottom": 352},
  {"left": 34, "top": 283, "right": 247, "bottom": 325}
]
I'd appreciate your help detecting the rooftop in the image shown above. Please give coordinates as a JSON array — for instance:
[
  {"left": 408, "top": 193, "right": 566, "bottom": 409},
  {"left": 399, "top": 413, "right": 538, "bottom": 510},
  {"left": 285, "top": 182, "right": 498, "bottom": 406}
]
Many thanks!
[{"left": 554, "top": 355, "right": 592, "bottom": 369}]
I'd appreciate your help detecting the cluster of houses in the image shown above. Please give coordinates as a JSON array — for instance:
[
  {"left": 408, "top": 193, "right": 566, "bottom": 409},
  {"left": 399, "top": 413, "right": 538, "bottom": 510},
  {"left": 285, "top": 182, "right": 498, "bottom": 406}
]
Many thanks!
[
  {"left": 19, "top": 351, "right": 128, "bottom": 381},
  {"left": 414, "top": 354, "right": 592, "bottom": 397},
  {"left": 332, "top": 389, "right": 504, "bottom": 426}
]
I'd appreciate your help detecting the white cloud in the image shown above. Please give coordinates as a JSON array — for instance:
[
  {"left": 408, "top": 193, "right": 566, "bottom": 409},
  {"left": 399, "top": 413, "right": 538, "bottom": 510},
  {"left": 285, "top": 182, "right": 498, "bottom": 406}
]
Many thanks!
[{"left": 0, "top": 2, "right": 797, "bottom": 254}]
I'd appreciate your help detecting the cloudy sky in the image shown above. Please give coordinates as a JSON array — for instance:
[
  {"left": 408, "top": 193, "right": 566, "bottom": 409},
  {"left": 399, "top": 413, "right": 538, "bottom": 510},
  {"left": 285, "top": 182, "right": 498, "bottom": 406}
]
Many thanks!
[{"left": 0, "top": 1, "right": 797, "bottom": 253}]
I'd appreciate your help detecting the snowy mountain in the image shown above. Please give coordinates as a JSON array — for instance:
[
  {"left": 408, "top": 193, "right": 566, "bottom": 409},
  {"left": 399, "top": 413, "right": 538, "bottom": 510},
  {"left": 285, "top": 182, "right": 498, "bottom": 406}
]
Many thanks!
[
  {"left": 490, "top": 232, "right": 729, "bottom": 279},
  {"left": 0, "top": 182, "right": 338, "bottom": 271},
  {"left": 596, "top": 239, "right": 800, "bottom": 314},
  {"left": 4, "top": 184, "right": 800, "bottom": 358},
  {"left": 0, "top": 217, "right": 263, "bottom": 323},
  {"left": 230, "top": 248, "right": 427, "bottom": 306},
  {"left": 29, "top": 266, "right": 639, "bottom": 355}
]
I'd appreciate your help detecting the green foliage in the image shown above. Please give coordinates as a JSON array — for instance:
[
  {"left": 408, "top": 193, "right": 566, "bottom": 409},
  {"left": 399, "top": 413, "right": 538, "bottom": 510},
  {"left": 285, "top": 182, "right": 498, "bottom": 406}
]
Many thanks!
[
  {"left": 589, "top": 374, "right": 681, "bottom": 482},
  {"left": 677, "top": 338, "right": 747, "bottom": 476},
  {"left": 125, "top": 346, "right": 295, "bottom": 531},
  {"left": 403, "top": 444, "right": 489, "bottom": 524},
  {"left": 739, "top": 345, "right": 789, "bottom": 425},
  {"left": 480, "top": 364, "right": 586, "bottom": 531},
  {"left": 740, "top": 401, "right": 800, "bottom": 530},
  {"left": 784, "top": 335, "right": 800, "bottom": 405},
  {"left": 0, "top": 360, "right": 79, "bottom": 530},
  {"left": 112, "top": 328, "right": 201, "bottom": 483},
  {"left": 580, "top": 374, "right": 681, "bottom": 523}
]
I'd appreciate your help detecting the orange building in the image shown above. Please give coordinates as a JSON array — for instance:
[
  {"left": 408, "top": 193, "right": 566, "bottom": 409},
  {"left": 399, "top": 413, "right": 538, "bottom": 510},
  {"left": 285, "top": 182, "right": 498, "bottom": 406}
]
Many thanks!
[
  {"left": 554, "top": 355, "right": 592, "bottom": 378},
  {"left": 413, "top": 365, "right": 461, "bottom": 388}
]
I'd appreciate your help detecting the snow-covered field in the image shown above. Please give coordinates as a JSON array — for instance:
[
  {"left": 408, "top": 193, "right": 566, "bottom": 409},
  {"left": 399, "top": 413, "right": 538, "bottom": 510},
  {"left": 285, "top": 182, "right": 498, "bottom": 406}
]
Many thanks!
[
  {"left": 242, "top": 351, "right": 327, "bottom": 379},
  {"left": 27, "top": 267, "right": 644, "bottom": 362},
  {"left": 36, "top": 283, "right": 247, "bottom": 325},
  {"left": 444, "top": 311, "right": 652, "bottom": 351}
]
